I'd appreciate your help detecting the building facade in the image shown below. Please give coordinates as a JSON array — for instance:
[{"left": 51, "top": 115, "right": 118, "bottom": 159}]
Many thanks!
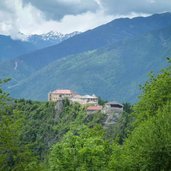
[
  {"left": 86, "top": 105, "right": 103, "bottom": 114},
  {"left": 48, "top": 89, "right": 74, "bottom": 102},
  {"left": 48, "top": 89, "right": 98, "bottom": 105},
  {"left": 103, "top": 101, "right": 123, "bottom": 114}
]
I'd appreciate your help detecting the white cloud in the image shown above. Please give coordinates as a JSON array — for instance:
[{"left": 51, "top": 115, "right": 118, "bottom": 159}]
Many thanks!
[
  {"left": 99, "top": 0, "right": 171, "bottom": 15},
  {"left": 0, "top": 0, "right": 114, "bottom": 39},
  {"left": 0, "top": 0, "right": 171, "bottom": 40},
  {"left": 22, "top": 0, "right": 99, "bottom": 20},
  {"left": 25, "top": 10, "right": 114, "bottom": 35},
  {"left": 0, "top": 0, "right": 45, "bottom": 39}
]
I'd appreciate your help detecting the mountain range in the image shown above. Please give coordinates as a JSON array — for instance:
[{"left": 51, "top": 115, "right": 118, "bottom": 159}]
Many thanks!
[
  {"left": 0, "top": 12, "right": 171, "bottom": 102},
  {"left": 27, "top": 31, "right": 80, "bottom": 49},
  {"left": 0, "top": 31, "right": 79, "bottom": 62}
]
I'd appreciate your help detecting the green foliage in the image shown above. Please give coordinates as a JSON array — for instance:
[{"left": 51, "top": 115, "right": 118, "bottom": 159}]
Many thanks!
[
  {"left": 111, "top": 111, "right": 133, "bottom": 144},
  {"left": 104, "top": 103, "right": 133, "bottom": 144},
  {"left": 14, "top": 99, "right": 57, "bottom": 160},
  {"left": 133, "top": 65, "right": 171, "bottom": 125},
  {"left": 108, "top": 143, "right": 128, "bottom": 171},
  {"left": 0, "top": 80, "right": 41, "bottom": 171},
  {"left": 49, "top": 126, "right": 111, "bottom": 171},
  {"left": 4, "top": 25, "right": 171, "bottom": 102},
  {"left": 98, "top": 96, "right": 108, "bottom": 106},
  {"left": 53, "top": 100, "right": 106, "bottom": 139},
  {"left": 123, "top": 102, "right": 133, "bottom": 114},
  {"left": 108, "top": 65, "right": 171, "bottom": 171},
  {"left": 1, "top": 63, "right": 170, "bottom": 170},
  {"left": 1, "top": 94, "right": 107, "bottom": 170},
  {"left": 123, "top": 102, "right": 171, "bottom": 170}
]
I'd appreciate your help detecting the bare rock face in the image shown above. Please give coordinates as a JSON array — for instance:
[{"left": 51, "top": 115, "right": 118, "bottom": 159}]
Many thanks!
[
  {"left": 55, "top": 100, "right": 64, "bottom": 113},
  {"left": 54, "top": 100, "right": 64, "bottom": 121},
  {"left": 102, "top": 102, "right": 123, "bottom": 126},
  {"left": 103, "top": 112, "right": 122, "bottom": 126}
]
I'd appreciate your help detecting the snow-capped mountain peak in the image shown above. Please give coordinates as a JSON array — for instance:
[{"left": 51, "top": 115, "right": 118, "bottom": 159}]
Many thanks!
[{"left": 27, "top": 31, "right": 80, "bottom": 49}]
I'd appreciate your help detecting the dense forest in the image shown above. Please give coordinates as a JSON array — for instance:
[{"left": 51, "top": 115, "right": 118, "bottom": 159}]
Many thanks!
[{"left": 0, "top": 63, "right": 171, "bottom": 171}]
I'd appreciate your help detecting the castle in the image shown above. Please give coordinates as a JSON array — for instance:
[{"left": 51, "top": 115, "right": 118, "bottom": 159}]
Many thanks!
[
  {"left": 48, "top": 89, "right": 123, "bottom": 115},
  {"left": 48, "top": 89, "right": 98, "bottom": 105}
]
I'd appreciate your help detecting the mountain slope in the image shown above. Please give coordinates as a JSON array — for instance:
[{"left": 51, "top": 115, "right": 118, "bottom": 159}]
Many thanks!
[
  {"left": 0, "top": 31, "right": 79, "bottom": 62},
  {"left": 8, "top": 26, "right": 171, "bottom": 102},
  {"left": 6, "top": 12, "right": 171, "bottom": 72},
  {"left": 28, "top": 31, "right": 80, "bottom": 49},
  {"left": 0, "top": 35, "right": 36, "bottom": 61}
]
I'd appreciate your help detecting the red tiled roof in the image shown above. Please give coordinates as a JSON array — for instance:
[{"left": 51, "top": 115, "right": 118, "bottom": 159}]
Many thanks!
[
  {"left": 52, "top": 89, "right": 74, "bottom": 95},
  {"left": 87, "top": 105, "right": 103, "bottom": 111}
]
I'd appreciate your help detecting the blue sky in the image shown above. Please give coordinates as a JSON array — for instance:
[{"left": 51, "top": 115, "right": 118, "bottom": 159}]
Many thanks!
[{"left": 0, "top": 0, "right": 171, "bottom": 39}]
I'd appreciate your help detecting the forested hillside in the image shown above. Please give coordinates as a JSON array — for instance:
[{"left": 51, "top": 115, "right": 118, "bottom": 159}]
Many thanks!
[
  {"left": 1, "top": 13, "right": 171, "bottom": 102},
  {"left": 0, "top": 63, "right": 170, "bottom": 170},
  {"left": 9, "top": 13, "right": 171, "bottom": 71},
  {"left": 8, "top": 25, "right": 171, "bottom": 102}
]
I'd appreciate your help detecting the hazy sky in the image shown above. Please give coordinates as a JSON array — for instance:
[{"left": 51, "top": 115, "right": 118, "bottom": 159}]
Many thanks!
[{"left": 0, "top": 0, "right": 171, "bottom": 39}]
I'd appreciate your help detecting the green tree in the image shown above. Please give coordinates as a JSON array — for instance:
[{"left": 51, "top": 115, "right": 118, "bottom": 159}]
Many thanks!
[
  {"left": 124, "top": 102, "right": 171, "bottom": 170},
  {"left": 98, "top": 96, "right": 107, "bottom": 106},
  {"left": 0, "top": 79, "right": 42, "bottom": 171},
  {"left": 49, "top": 126, "right": 111, "bottom": 171},
  {"left": 108, "top": 64, "right": 171, "bottom": 170},
  {"left": 123, "top": 102, "right": 133, "bottom": 114},
  {"left": 133, "top": 66, "right": 171, "bottom": 125}
]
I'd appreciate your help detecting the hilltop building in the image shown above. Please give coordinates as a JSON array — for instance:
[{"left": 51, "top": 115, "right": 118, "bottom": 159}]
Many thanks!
[
  {"left": 103, "top": 101, "right": 123, "bottom": 114},
  {"left": 86, "top": 105, "right": 103, "bottom": 114},
  {"left": 70, "top": 94, "right": 98, "bottom": 105},
  {"left": 48, "top": 89, "right": 98, "bottom": 105},
  {"left": 48, "top": 89, "right": 75, "bottom": 102},
  {"left": 48, "top": 89, "right": 124, "bottom": 118}
]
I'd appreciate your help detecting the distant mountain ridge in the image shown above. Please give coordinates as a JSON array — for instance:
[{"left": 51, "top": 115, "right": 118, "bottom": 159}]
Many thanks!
[
  {"left": 0, "top": 35, "right": 36, "bottom": 62},
  {"left": 8, "top": 13, "right": 171, "bottom": 71},
  {"left": 1, "top": 12, "right": 171, "bottom": 102},
  {"left": 8, "top": 25, "right": 171, "bottom": 102},
  {"left": 27, "top": 31, "right": 80, "bottom": 49},
  {"left": 0, "top": 31, "right": 80, "bottom": 61}
]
